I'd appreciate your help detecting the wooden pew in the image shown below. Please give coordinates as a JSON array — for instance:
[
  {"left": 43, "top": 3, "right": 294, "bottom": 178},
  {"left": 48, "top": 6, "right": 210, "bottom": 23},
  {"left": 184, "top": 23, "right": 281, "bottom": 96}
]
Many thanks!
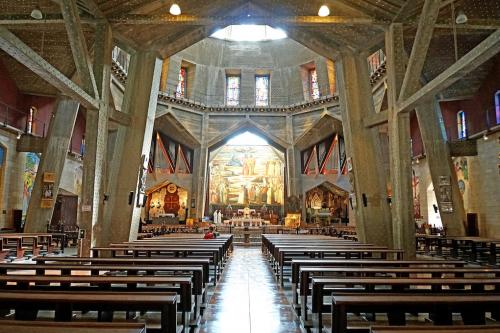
[
  {"left": 311, "top": 277, "right": 500, "bottom": 331},
  {"left": 332, "top": 294, "right": 500, "bottom": 333},
  {"left": 0, "top": 321, "right": 147, "bottom": 333},
  {"left": 33, "top": 257, "right": 213, "bottom": 286},
  {"left": 0, "top": 290, "right": 178, "bottom": 333},
  {"left": 299, "top": 266, "right": 500, "bottom": 317},
  {"left": 290, "top": 259, "right": 465, "bottom": 308},
  {"left": 91, "top": 246, "right": 222, "bottom": 282},
  {"left": 0, "top": 262, "right": 205, "bottom": 320},
  {"left": 0, "top": 274, "right": 193, "bottom": 330},
  {"left": 371, "top": 326, "right": 500, "bottom": 333},
  {"left": 275, "top": 248, "right": 404, "bottom": 285}
]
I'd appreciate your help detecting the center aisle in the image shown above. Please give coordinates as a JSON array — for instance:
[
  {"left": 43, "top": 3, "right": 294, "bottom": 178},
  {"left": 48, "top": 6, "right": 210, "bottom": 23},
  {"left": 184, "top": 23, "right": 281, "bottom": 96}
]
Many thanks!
[{"left": 199, "top": 247, "right": 303, "bottom": 333}]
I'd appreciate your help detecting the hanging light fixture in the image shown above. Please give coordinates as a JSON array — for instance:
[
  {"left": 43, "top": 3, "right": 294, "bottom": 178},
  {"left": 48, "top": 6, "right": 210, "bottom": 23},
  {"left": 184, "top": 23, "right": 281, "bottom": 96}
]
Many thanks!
[
  {"left": 318, "top": 5, "right": 330, "bottom": 17},
  {"left": 455, "top": 9, "right": 468, "bottom": 24},
  {"left": 169, "top": 3, "right": 181, "bottom": 16},
  {"left": 30, "top": 4, "right": 43, "bottom": 20}
]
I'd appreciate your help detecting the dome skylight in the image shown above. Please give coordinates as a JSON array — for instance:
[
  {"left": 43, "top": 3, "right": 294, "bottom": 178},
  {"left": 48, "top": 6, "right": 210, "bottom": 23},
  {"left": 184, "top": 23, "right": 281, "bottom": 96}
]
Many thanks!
[{"left": 211, "top": 25, "right": 287, "bottom": 42}]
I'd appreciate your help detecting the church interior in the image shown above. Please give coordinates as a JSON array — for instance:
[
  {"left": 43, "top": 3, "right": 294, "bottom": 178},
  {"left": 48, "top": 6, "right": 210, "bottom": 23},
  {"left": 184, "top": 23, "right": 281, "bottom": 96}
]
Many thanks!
[{"left": 0, "top": 0, "right": 499, "bottom": 332}]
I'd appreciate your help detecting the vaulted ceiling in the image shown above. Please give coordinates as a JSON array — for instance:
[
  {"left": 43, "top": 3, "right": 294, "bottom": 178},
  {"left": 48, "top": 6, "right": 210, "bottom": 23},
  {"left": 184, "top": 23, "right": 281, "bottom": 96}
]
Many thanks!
[{"left": 0, "top": 0, "right": 498, "bottom": 99}]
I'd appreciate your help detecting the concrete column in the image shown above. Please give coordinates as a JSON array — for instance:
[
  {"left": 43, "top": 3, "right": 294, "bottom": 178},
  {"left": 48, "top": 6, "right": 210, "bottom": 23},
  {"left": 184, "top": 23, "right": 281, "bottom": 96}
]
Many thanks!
[
  {"left": 337, "top": 51, "right": 393, "bottom": 248},
  {"left": 415, "top": 99, "right": 466, "bottom": 235},
  {"left": 386, "top": 24, "right": 415, "bottom": 257},
  {"left": 24, "top": 97, "right": 79, "bottom": 232},
  {"left": 79, "top": 24, "right": 112, "bottom": 254},
  {"left": 193, "top": 113, "right": 209, "bottom": 219},
  {"left": 285, "top": 115, "right": 299, "bottom": 197},
  {"left": 106, "top": 50, "right": 162, "bottom": 243}
]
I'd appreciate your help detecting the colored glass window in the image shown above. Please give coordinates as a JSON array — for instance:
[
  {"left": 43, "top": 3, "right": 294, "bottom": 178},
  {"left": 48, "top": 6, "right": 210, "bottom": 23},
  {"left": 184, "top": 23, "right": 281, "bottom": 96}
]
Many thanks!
[
  {"left": 226, "top": 76, "right": 240, "bottom": 106},
  {"left": 309, "top": 69, "right": 320, "bottom": 100},
  {"left": 495, "top": 91, "right": 500, "bottom": 124},
  {"left": 457, "top": 110, "right": 467, "bottom": 139},
  {"left": 255, "top": 75, "right": 269, "bottom": 106},
  {"left": 176, "top": 67, "right": 187, "bottom": 98}
]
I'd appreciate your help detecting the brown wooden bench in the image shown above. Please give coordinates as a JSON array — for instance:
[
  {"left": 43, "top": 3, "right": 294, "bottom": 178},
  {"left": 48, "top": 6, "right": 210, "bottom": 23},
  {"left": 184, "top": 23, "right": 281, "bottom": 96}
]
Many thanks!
[
  {"left": 370, "top": 326, "right": 500, "bottom": 333},
  {"left": 0, "top": 290, "right": 178, "bottom": 333},
  {"left": 0, "top": 262, "right": 205, "bottom": 319},
  {"left": 0, "top": 274, "right": 193, "bottom": 329},
  {"left": 33, "top": 256, "right": 212, "bottom": 285},
  {"left": 332, "top": 294, "right": 500, "bottom": 333},
  {"left": 91, "top": 246, "right": 222, "bottom": 282},
  {"left": 298, "top": 266, "right": 500, "bottom": 317},
  {"left": 311, "top": 277, "right": 500, "bottom": 331},
  {"left": 0, "top": 321, "right": 147, "bottom": 333}
]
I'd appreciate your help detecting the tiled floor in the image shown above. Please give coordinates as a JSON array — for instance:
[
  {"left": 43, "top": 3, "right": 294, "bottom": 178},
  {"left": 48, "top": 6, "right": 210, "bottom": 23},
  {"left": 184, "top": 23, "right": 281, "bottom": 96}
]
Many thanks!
[{"left": 198, "top": 247, "right": 304, "bottom": 333}]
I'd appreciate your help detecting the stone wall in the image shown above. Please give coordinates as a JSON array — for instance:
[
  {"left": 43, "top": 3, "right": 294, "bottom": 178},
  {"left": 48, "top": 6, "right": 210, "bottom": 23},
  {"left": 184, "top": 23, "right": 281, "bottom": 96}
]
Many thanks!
[{"left": 168, "top": 38, "right": 334, "bottom": 106}]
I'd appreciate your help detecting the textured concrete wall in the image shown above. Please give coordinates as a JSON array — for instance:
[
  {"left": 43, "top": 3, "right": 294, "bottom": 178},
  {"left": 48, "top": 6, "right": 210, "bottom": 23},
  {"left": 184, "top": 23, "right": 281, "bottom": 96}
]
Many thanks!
[
  {"left": 413, "top": 131, "right": 500, "bottom": 237},
  {"left": 168, "top": 38, "right": 332, "bottom": 105}
]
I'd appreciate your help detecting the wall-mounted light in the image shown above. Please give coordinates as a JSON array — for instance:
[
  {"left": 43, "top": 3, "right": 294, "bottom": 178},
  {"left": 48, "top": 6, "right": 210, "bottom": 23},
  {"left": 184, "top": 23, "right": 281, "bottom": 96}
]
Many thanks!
[
  {"left": 318, "top": 5, "right": 330, "bottom": 17},
  {"left": 169, "top": 3, "right": 181, "bottom": 16}
]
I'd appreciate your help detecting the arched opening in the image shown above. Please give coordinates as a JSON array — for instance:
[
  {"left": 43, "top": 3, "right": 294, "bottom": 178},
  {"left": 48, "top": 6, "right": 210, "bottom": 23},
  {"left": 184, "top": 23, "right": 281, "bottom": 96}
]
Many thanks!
[
  {"left": 208, "top": 131, "right": 285, "bottom": 223},
  {"left": 145, "top": 181, "right": 189, "bottom": 224},
  {"left": 305, "top": 182, "right": 349, "bottom": 225}
]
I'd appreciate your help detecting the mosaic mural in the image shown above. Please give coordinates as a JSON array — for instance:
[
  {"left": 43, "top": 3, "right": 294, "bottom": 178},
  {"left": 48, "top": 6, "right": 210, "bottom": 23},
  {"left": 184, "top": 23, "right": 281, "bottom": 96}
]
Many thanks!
[
  {"left": 209, "top": 145, "right": 284, "bottom": 206},
  {"left": 22, "top": 152, "right": 40, "bottom": 219}
]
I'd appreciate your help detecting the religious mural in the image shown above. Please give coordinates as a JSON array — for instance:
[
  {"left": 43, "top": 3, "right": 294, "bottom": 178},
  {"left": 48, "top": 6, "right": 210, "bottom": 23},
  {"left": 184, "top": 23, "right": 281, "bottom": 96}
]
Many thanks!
[
  {"left": 22, "top": 152, "right": 40, "bottom": 219},
  {"left": 147, "top": 183, "right": 188, "bottom": 218},
  {"left": 209, "top": 145, "right": 284, "bottom": 206}
]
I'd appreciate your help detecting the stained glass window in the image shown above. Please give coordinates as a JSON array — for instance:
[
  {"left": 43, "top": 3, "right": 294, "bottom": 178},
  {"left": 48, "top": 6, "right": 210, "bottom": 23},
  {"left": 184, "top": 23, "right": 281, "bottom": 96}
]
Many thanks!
[
  {"left": 495, "top": 91, "right": 500, "bottom": 124},
  {"left": 176, "top": 67, "right": 187, "bottom": 98},
  {"left": 309, "top": 69, "right": 320, "bottom": 100},
  {"left": 457, "top": 110, "right": 467, "bottom": 139},
  {"left": 226, "top": 75, "right": 240, "bottom": 106},
  {"left": 255, "top": 75, "right": 269, "bottom": 106}
]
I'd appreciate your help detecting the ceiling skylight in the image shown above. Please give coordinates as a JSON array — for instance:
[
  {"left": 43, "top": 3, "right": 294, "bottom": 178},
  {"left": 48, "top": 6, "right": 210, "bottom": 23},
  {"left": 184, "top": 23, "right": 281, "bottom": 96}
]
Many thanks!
[
  {"left": 211, "top": 25, "right": 287, "bottom": 42},
  {"left": 227, "top": 131, "right": 268, "bottom": 145}
]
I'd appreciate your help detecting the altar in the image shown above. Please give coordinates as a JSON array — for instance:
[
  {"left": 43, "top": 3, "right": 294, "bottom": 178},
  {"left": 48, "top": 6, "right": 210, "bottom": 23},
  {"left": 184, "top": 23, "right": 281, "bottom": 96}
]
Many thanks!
[{"left": 225, "top": 218, "right": 269, "bottom": 227}]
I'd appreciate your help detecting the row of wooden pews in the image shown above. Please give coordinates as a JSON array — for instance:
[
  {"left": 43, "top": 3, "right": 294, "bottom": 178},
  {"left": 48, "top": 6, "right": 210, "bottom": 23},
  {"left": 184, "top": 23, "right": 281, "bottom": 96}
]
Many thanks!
[
  {"left": 263, "top": 233, "right": 500, "bottom": 333},
  {"left": 0, "top": 233, "right": 232, "bottom": 333},
  {"left": 0, "top": 233, "right": 66, "bottom": 260},
  {"left": 416, "top": 234, "right": 500, "bottom": 266}
]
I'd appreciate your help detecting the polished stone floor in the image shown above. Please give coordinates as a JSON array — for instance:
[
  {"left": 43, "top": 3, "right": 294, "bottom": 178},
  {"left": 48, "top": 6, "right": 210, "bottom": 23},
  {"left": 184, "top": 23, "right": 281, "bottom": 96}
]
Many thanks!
[{"left": 198, "top": 247, "right": 304, "bottom": 333}]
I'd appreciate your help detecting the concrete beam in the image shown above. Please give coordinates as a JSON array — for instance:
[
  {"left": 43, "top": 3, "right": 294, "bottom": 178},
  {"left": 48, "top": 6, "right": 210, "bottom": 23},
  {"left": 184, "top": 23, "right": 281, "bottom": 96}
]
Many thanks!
[
  {"left": 109, "top": 108, "right": 131, "bottom": 126},
  {"left": 398, "top": 0, "right": 441, "bottom": 101},
  {"left": 109, "top": 14, "right": 386, "bottom": 26},
  {"left": 60, "top": 0, "right": 98, "bottom": 98},
  {"left": 398, "top": 29, "right": 500, "bottom": 113},
  {"left": 363, "top": 110, "right": 388, "bottom": 128},
  {"left": 24, "top": 97, "right": 80, "bottom": 233},
  {"left": 16, "top": 135, "right": 45, "bottom": 153},
  {"left": 0, "top": 27, "right": 99, "bottom": 110}
]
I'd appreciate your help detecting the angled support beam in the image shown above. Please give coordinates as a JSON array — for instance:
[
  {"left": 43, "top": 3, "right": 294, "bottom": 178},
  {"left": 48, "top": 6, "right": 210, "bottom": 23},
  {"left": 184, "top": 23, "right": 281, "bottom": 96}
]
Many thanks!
[
  {"left": 363, "top": 110, "right": 388, "bottom": 128},
  {"left": 109, "top": 108, "right": 132, "bottom": 126},
  {"left": 398, "top": 0, "right": 441, "bottom": 101},
  {"left": 399, "top": 29, "right": 500, "bottom": 113},
  {"left": 60, "top": 0, "right": 98, "bottom": 98},
  {"left": 0, "top": 27, "right": 98, "bottom": 109}
]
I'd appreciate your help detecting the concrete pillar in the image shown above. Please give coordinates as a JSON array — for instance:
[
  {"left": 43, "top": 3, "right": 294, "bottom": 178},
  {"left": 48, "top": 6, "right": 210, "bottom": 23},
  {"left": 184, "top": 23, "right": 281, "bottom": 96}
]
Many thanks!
[
  {"left": 386, "top": 24, "right": 415, "bottom": 257},
  {"left": 193, "top": 113, "right": 209, "bottom": 219},
  {"left": 285, "top": 115, "right": 299, "bottom": 197},
  {"left": 106, "top": 50, "right": 162, "bottom": 243},
  {"left": 79, "top": 23, "right": 112, "bottom": 254},
  {"left": 337, "top": 51, "right": 393, "bottom": 248},
  {"left": 24, "top": 97, "right": 79, "bottom": 232},
  {"left": 415, "top": 99, "right": 466, "bottom": 235}
]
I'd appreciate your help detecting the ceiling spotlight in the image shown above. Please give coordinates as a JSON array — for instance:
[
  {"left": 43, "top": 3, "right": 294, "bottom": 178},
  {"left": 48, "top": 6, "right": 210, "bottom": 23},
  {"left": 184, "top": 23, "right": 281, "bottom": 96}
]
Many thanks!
[
  {"left": 169, "top": 3, "right": 181, "bottom": 16},
  {"left": 16, "top": 133, "right": 21, "bottom": 140},
  {"left": 455, "top": 10, "right": 468, "bottom": 24},
  {"left": 318, "top": 5, "right": 330, "bottom": 17},
  {"left": 483, "top": 133, "right": 489, "bottom": 141},
  {"left": 30, "top": 5, "right": 43, "bottom": 20}
]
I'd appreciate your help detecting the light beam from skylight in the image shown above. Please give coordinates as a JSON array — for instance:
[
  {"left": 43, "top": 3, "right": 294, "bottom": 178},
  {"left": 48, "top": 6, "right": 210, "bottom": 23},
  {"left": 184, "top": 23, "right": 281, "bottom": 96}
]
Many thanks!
[
  {"left": 211, "top": 25, "right": 287, "bottom": 42},
  {"left": 227, "top": 131, "right": 268, "bottom": 146}
]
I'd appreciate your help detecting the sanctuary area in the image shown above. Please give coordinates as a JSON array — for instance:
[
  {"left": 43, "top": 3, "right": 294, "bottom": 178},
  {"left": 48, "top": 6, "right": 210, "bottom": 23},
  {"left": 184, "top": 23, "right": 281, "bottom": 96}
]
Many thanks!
[{"left": 0, "top": 0, "right": 499, "bottom": 332}]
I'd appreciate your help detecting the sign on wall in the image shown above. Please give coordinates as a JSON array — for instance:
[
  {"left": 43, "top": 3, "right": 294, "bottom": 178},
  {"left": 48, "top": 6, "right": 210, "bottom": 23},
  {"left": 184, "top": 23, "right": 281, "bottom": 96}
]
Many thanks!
[{"left": 438, "top": 175, "right": 453, "bottom": 213}]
